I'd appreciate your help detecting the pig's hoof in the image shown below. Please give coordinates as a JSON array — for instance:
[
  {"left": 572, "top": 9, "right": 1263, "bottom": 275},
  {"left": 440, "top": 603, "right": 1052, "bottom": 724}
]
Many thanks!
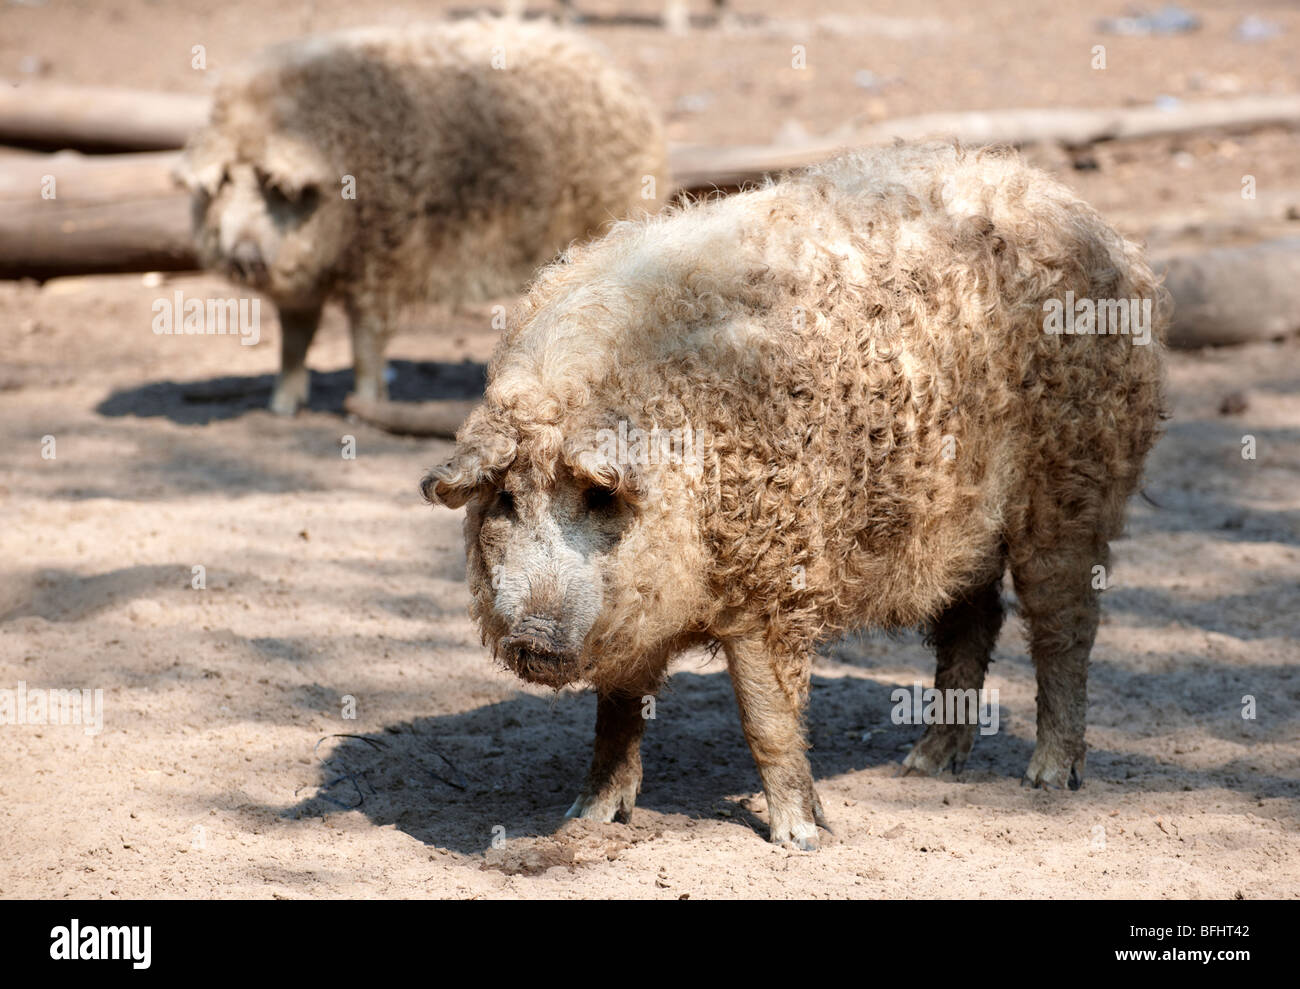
[
  {"left": 1022, "top": 745, "right": 1085, "bottom": 791},
  {"left": 269, "top": 382, "right": 307, "bottom": 416},
  {"left": 899, "top": 723, "right": 975, "bottom": 777},
  {"left": 564, "top": 784, "right": 637, "bottom": 824},
  {"left": 350, "top": 379, "right": 388, "bottom": 404},
  {"left": 769, "top": 816, "right": 820, "bottom": 851},
  {"left": 768, "top": 793, "right": 825, "bottom": 850}
]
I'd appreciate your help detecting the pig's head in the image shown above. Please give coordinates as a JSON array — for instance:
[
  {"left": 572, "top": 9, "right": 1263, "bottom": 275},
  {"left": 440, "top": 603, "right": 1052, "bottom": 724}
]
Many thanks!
[
  {"left": 175, "top": 124, "right": 348, "bottom": 309},
  {"left": 421, "top": 404, "right": 704, "bottom": 690}
]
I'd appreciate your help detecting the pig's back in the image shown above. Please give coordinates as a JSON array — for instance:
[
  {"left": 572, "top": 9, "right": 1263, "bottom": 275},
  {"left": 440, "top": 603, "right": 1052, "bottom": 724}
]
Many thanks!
[
  {"left": 498, "top": 143, "right": 1164, "bottom": 634},
  {"left": 212, "top": 20, "right": 667, "bottom": 303},
  {"left": 635, "top": 145, "right": 1163, "bottom": 634}
]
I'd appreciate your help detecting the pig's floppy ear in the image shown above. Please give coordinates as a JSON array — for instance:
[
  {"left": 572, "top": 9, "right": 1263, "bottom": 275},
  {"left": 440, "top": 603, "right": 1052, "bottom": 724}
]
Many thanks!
[
  {"left": 173, "top": 129, "right": 231, "bottom": 196},
  {"left": 420, "top": 409, "right": 517, "bottom": 509}
]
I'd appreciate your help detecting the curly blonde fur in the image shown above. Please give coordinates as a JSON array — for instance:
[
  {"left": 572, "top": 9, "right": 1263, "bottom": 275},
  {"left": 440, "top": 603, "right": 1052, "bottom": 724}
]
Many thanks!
[
  {"left": 177, "top": 18, "right": 667, "bottom": 413},
  {"left": 425, "top": 142, "right": 1168, "bottom": 846}
]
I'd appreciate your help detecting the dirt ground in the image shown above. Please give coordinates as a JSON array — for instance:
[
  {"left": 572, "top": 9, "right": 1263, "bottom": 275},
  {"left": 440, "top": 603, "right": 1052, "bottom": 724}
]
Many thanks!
[{"left": 1, "top": 0, "right": 1298, "bottom": 898}]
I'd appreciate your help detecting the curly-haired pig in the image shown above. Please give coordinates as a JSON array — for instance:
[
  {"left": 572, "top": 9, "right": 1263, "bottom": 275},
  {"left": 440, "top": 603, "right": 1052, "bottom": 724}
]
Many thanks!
[
  {"left": 176, "top": 19, "right": 667, "bottom": 414},
  {"left": 421, "top": 143, "right": 1167, "bottom": 848}
]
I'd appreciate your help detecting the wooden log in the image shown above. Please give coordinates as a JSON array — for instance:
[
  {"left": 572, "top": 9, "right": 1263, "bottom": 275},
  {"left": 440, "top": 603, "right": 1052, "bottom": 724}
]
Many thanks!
[
  {"left": 1157, "top": 238, "right": 1300, "bottom": 348},
  {"left": 0, "top": 197, "right": 193, "bottom": 277},
  {"left": 670, "top": 95, "right": 1300, "bottom": 191},
  {"left": 0, "top": 81, "right": 208, "bottom": 152},
  {"left": 344, "top": 395, "right": 480, "bottom": 438},
  {"left": 0, "top": 150, "right": 194, "bottom": 277},
  {"left": 0, "top": 149, "right": 181, "bottom": 200},
  {"left": 859, "top": 96, "right": 1300, "bottom": 148}
]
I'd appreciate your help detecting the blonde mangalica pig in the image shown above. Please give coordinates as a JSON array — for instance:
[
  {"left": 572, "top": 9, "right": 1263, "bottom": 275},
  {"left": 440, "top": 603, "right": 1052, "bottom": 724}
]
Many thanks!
[
  {"left": 423, "top": 144, "right": 1167, "bottom": 848},
  {"left": 177, "top": 19, "right": 667, "bottom": 414}
]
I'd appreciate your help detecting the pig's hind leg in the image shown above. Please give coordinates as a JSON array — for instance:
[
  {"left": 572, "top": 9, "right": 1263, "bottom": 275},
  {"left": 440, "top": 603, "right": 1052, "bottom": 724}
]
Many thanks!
[
  {"left": 565, "top": 690, "right": 647, "bottom": 824},
  {"left": 345, "top": 299, "right": 394, "bottom": 404},
  {"left": 900, "top": 577, "right": 1004, "bottom": 777},
  {"left": 1011, "top": 543, "right": 1103, "bottom": 790},
  {"left": 270, "top": 306, "right": 321, "bottom": 415}
]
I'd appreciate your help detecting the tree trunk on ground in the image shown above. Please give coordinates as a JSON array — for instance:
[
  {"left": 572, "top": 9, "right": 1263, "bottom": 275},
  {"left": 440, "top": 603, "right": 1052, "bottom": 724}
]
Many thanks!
[{"left": 343, "top": 395, "right": 480, "bottom": 438}]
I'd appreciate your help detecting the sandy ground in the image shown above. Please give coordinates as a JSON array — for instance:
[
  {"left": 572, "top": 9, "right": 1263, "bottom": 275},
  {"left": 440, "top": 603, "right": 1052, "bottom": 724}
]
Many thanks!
[{"left": 1, "top": 0, "right": 1298, "bottom": 898}]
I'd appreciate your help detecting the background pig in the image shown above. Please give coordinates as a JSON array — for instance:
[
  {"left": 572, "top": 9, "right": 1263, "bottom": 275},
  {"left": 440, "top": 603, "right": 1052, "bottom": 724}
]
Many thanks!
[
  {"left": 422, "top": 143, "right": 1168, "bottom": 849},
  {"left": 176, "top": 19, "right": 667, "bottom": 415}
]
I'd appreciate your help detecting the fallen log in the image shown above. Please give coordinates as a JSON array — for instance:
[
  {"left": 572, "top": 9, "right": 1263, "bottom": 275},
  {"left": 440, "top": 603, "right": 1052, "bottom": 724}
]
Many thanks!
[
  {"left": 344, "top": 395, "right": 480, "bottom": 439},
  {"left": 0, "top": 81, "right": 208, "bottom": 152},
  {"left": 0, "top": 150, "right": 193, "bottom": 277},
  {"left": 0, "top": 198, "right": 192, "bottom": 277},
  {"left": 1157, "top": 238, "right": 1300, "bottom": 348},
  {"left": 670, "top": 95, "right": 1300, "bottom": 191},
  {"left": 0, "top": 148, "right": 180, "bottom": 199}
]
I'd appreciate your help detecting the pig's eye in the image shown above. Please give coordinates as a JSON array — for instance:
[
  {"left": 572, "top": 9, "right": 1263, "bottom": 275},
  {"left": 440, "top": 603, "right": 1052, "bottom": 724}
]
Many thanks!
[
  {"left": 495, "top": 489, "right": 516, "bottom": 516},
  {"left": 583, "top": 486, "right": 618, "bottom": 514},
  {"left": 263, "top": 182, "right": 293, "bottom": 211},
  {"left": 296, "top": 183, "right": 321, "bottom": 212},
  {"left": 258, "top": 172, "right": 320, "bottom": 216}
]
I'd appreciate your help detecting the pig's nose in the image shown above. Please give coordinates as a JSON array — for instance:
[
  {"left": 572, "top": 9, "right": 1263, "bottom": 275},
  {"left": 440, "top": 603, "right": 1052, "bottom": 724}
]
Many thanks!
[
  {"left": 226, "top": 240, "right": 267, "bottom": 282},
  {"left": 500, "top": 615, "right": 566, "bottom": 659}
]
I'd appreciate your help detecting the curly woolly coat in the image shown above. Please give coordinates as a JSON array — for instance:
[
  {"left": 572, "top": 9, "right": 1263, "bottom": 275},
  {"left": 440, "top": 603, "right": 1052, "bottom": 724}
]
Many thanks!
[
  {"left": 425, "top": 142, "right": 1168, "bottom": 847},
  {"left": 177, "top": 18, "right": 667, "bottom": 413}
]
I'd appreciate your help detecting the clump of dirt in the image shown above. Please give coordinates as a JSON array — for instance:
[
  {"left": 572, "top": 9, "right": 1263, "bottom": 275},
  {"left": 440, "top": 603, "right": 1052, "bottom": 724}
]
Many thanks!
[{"left": 482, "top": 819, "right": 653, "bottom": 876}]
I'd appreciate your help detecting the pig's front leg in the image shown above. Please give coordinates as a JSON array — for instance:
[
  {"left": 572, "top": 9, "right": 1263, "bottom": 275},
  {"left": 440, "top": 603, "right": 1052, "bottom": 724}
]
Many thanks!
[
  {"left": 724, "top": 635, "right": 828, "bottom": 850},
  {"left": 565, "top": 690, "right": 647, "bottom": 824},
  {"left": 270, "top": 306, "right": 322, "bottom": 415}
]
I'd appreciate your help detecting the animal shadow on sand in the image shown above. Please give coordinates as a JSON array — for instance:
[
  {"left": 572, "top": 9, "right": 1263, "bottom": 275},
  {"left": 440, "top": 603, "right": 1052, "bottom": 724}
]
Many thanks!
[
  {"left": 94, "top": 359, "right": 486, "bottom": 426},
  {"left": 276, "top": 644, "right": 1300, "bottom": 861},
  {"left": 275, "top": 669, "right": 1035, "bottom": 856}
]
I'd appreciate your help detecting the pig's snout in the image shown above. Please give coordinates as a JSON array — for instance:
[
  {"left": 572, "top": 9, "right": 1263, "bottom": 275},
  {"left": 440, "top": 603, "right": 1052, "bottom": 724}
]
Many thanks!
[
  {"left": 225, "top": 240, "right": 267, "bottom": 284},
  {"left": 500, "top": 614, "right": 567, "bottom": 660},
  {"left": 499, "top": 615, "right": 582, "bottom": 687}
]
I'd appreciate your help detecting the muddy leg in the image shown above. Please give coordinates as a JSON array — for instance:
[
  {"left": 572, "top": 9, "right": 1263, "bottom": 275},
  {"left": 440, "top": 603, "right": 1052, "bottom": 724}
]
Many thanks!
[
  {"left": 1012, "top": 547, "right": 1102, "bottom": 790},
  {"left": 270, "top": 306, "right": 321, "bottom": 415},
  {"left": 901, "top": 577, "right": 1004, "bottom": 776},
  {"left": 724, "top": 635, "right": 827, "bottom": 850},
  {"left": 565, "top": 691, "right": 648, "bottom": 824}
]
